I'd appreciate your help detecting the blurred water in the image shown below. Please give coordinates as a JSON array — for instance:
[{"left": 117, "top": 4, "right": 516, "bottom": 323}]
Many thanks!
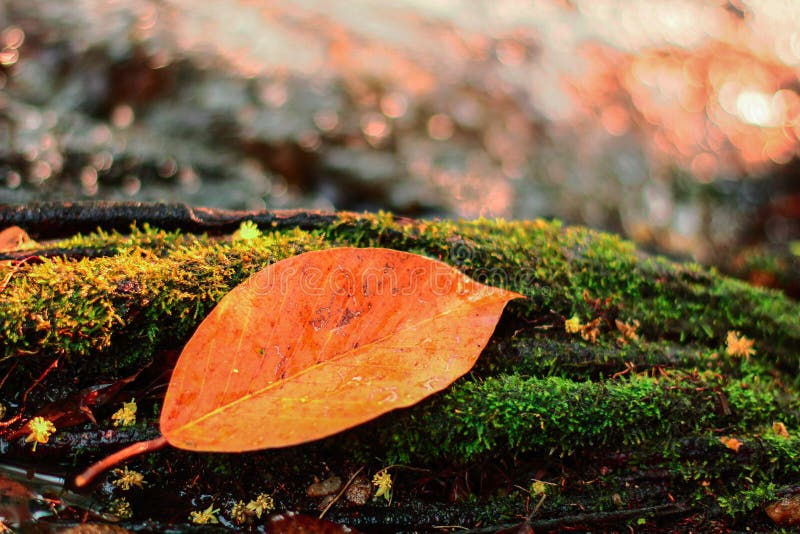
[{"left": 0, "top": 0, "right": 799, "bottom": 268}]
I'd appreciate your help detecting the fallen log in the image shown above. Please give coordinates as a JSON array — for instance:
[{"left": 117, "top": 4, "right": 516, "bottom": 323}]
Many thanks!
[{"left": 0, "top": 202, "right": 798, "bottom": 532}]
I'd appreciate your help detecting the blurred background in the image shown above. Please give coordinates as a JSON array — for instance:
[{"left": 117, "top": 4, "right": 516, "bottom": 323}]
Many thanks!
[{"left": 0, "top": 0, "right": 798, "bottom": 294}]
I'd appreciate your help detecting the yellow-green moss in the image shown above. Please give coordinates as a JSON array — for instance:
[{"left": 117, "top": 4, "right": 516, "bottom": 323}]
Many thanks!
[
  {"left": 1, "top": 226, "right": 329, "bottom": 368},
  {"left": 373, "top": 369, "right": 798, "bottom": 463}
]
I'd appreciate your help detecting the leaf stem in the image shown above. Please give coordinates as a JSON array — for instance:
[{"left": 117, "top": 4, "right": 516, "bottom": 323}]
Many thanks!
[{"left": 74, "top": 435, "right": 168, "bottom": 488}]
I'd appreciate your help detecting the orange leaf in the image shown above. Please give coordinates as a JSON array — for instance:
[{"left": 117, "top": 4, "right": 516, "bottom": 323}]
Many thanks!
[
  {"left": 719, "top": 436, "right": 743, "bottom": 452},
  {"left": 0, "top": 226, "right": 34, "bottom": 252},
  {"left": 160, "top": 247, "right": 522, "bottom": 452}
]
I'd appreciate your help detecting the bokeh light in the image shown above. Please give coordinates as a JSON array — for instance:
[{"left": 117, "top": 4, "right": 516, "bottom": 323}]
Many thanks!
[{"left": 0, "top": 0, "right": 799, "bottom": 276}]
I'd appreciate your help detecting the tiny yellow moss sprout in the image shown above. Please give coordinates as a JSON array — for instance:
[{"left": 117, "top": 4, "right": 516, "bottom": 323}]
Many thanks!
[
  {"left": 111, "top": 398, "right": 137, "bottom": 427},
  {"left": 235, "top": 220, "right": 261, "bottom": 241},
  {"left": 530, "top": 479, "right": 548, "bottom": 496},
  {"left": 230, "top": 501, "right": 250, "bottom": 525},
  {"left": 108, "top": 497, "right": 133, "bottom": 519},
  {"left": 112, "top": 466, "right": 146, "bottom": 490},
  {"left": 372, "top": 470, "right": 393, "bottom": 503},
  {"left": 564, "top": 316, "right": 582, "bottom": 334},
  {"left": 230, "top": 493, "right": 274, "bottom": 524},
  {"left": 26, "top": 416, "right": 56, "bottom": 451},
  {"left": 246, "top": 493, "right": 274, "bottom": 518},
  {"left": 190, "top": 504, "right": 219, "bottom": 525},
  {"left": 726, "top": 331, "right": 755, "bottom": 359}
]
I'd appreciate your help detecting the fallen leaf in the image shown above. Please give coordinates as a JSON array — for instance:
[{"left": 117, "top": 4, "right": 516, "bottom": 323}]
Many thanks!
[
  {"left": 615, "top": 319, "right": 639, "bottom": 344},
  {"left": 719, "top": 436, "right": 743, "bottom": 452},
  {"left": 161, "top": 247, "right": 522, "bottom": 451},
  {"left": 0, "top": 226, "right": 34, "bottom": 252},
  {"left": 767, "top": 494, "right": 800, "bottom": 526},
  {"left": 6, "top": 367, "right": 144, "bottom": 441},
  {"left": 579, "top": 318, "right": 601, "bottom": 343},
  {"left": 75, "top": 248, "right": 522, "bottom": 485},
  {"left": 725, "top": 330, "right": 755, "bottom": 358},
  {"left": 266, "top": 511, "right": 360, "bottom": 534}
]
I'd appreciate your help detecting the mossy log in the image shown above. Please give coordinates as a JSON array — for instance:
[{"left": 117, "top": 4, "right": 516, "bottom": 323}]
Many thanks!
[{"left": 1, "top": 203, "right": 799, "bottom": 532}]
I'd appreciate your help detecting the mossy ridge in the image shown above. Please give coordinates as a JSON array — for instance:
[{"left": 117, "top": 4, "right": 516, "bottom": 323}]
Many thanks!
[
  {"left": 519, "top": 434, "right": 800, "bottom": 526},
  {"left": 477, "top": 337, "right": 732, "bottom": 380},
  {"left": 661, "top": 434, "right": 800, "bottom": 520},
  {"left": 52, "top": 224, "right": 193, "bottom": 256},
  {"left": 4, "top": 213, "right": 795, "bottom": 372},
  {"left": 0, "top": 227, "right": 330, "bottom": 371},
  {"left": 372, "top": 371, "right": 799, "bottom": 465},
  {"left": 319, "top": 215, "right": 800, "bottom": 370}
]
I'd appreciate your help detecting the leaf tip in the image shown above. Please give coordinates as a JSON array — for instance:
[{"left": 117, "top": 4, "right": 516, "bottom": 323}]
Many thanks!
[{"left": 73, "top": 473, "right": 90, "bottom": 488}]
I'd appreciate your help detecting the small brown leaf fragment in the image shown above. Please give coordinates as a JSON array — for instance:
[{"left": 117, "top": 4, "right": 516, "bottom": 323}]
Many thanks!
[
  {"left": 307, "top": 476, "right": 342, "bottom": 497},
  {"left": 773, "top": 421, "right": 790, "bottom": 439},
  {"left": 719, "top": 436, "right": 743, "bottom": 452},
  {"left": 267, "top": 511, "right": 361, "bottom": 534},
  {"left": 580, "top": 318, "right": 601, "bottom": 343},
  {"left": 615, "top": 319, "right": 639, "bottom": 344},
  {"left": 344, "top": 475, "right": 373, "bottom": 505},
  {"left": 582, "top": 289, "right": 612, "bottom": 310},
  {"left": 767, "top": 494, "right": 800, "bottom": 526}
]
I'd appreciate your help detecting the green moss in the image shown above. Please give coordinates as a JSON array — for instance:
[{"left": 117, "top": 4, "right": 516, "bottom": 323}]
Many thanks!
[
  {"left": 376, "top": 370, "right": 798, "bottom": 465},
  {"left": 717, "top": 482, "right": 778, "bottom": 517},
  {"left": 659, "top": 433, "right": 800, "bottom": 517},
  {"left": 0, "top": 227, "right": 329, "bottom": 370},
  {"left": 477, "top": 336, "right": 729, "bottom": 380}
]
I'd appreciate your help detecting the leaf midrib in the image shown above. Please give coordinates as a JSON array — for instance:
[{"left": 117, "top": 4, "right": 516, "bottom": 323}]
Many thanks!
[{"left": 164, "top": 289, "right": 500, "bottom": 439}]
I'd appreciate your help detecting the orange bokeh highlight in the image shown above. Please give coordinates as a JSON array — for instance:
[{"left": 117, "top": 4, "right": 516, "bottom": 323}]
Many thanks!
[{"left": 569, "top": 40, "right": 800, "bottom": 179}]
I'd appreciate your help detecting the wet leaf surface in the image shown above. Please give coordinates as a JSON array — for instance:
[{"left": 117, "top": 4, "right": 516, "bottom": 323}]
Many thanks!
[{"left": 160, "top": 247, "right": 522, "bottom": 451}]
